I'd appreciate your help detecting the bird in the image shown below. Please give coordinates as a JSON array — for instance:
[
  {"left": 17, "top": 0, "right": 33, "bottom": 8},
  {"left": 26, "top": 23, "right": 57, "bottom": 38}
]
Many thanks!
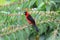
[{"left": 24, "top": 11, "right": 39, "bottom": 32}]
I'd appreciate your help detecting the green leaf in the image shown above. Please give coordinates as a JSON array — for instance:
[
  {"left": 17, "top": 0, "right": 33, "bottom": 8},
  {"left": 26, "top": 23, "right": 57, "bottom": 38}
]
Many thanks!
[
  {"left": 51, "top": 0, "right": 60, "bottom": 2},
  {"left": 36, "top": 0, "right": 44, "bottom": 6},
  {"left": 29, "top": 0, "right": 37, "bottom": 8},
  {"left": 37, "top": 2, "right": 45, "bottom": 10},
  {"left": 0, "top": 37, "right": 4, "bottom": 40},
  {"left": 15, "top": 30, "right": 25, "bottom": 40},
  {"left": 0, "top": 0, "right": 6, "bottom": 5},
  {"left": 46, "top": 4, "right": 51, "bottom": 11},
  {"left": 46, "top": 30, "right": 60, "bottom": 40},
  {"left": 9, "top": 33, "right": 16, "bottom": 40},
  {"left": 3, "top": 35, "right": 10, "bottom": 40}
]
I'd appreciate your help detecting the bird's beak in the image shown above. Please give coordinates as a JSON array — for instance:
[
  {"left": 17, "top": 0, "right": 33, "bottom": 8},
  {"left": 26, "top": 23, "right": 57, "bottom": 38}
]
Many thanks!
[
  {"left": 24, "top": 11, "right": 26, "bottom": 15},
  {"left": 24, "top": 11, "right": 27, "bottom": 15}
]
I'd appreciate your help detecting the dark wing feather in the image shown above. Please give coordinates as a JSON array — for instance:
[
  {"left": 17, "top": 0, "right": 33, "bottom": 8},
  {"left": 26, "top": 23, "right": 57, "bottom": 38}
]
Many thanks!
[{"left": 27, "top": 15, "right": 35, "bottom": 25}]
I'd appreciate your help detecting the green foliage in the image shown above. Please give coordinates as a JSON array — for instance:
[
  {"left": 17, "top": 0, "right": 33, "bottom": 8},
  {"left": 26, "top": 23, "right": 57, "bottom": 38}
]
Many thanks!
[{"left": 0, "top": 0, "right": 60, "bottom": 40}]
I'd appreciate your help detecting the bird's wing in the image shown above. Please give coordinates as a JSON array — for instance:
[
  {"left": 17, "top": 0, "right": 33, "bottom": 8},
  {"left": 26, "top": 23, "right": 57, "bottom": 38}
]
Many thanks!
[{"left": 27, "top": 15, "right": 35, "bottom": 24}]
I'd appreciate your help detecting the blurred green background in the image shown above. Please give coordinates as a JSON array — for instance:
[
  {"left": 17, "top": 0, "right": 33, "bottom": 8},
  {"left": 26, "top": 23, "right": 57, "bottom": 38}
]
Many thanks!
[{"left": 0, "top": 0, "right": 60, "bottom": 40}]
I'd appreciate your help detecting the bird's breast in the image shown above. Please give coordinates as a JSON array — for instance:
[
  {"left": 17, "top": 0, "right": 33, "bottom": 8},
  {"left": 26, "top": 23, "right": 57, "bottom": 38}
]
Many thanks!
[{"left": 26, "top": 18, "right": 32, "bottom": 24}]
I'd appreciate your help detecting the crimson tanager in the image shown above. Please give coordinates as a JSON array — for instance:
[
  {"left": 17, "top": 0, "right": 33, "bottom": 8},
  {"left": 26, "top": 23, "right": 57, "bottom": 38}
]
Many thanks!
[{"left": 24, "top": 11, "right": 39, "bottom": 32}]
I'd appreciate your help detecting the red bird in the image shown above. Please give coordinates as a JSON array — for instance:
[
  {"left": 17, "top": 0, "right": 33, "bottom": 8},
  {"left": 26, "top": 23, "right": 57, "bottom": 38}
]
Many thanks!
[{"left": 24, "top": 11, "right": 39, "bottom": 32}]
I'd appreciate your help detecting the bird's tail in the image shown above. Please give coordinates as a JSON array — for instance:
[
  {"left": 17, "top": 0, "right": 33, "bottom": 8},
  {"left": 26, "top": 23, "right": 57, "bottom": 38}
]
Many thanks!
[{"left": 33, "top": 24, "right": 39, "bottom": 32}]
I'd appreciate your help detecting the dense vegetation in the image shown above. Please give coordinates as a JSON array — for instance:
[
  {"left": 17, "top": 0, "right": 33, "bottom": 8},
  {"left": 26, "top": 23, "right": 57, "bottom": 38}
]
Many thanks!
[{"left": 0, "top": 0, "right": 60, "bottom": 40}]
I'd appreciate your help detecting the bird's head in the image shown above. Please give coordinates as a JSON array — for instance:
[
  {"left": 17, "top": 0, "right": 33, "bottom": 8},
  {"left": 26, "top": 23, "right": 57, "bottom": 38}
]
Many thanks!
[
  {"left": 24, "top": 11, "right": 27, "bottom": 15},
  {"left": 24, "top": 11, "right": 29, "bottom": 16},
  {"left": 24, "top": 8, "right": 29, "bottom": 16}
]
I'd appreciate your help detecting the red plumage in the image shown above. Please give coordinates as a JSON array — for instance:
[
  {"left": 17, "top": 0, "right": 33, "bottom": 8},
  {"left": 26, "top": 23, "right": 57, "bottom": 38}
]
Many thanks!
[{"left": 24, "top": 11, "right": 39, "bottom": 32}]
